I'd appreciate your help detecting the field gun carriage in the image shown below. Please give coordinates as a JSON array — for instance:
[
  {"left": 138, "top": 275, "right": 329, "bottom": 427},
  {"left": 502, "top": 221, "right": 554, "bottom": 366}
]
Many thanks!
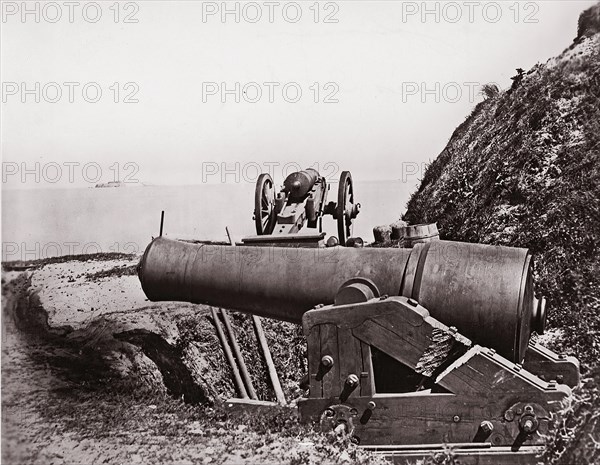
[
  {"left": 247, "top": 168, "right": 360, "bottom": 247},
  {"left": 139, "top": 168, "right": 579, "bottom": 464}
]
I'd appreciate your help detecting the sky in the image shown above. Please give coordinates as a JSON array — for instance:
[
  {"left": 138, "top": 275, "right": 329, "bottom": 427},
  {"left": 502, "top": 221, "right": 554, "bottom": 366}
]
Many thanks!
[{"left": 1, "top": 0, "right": 596, "bottom": 189}]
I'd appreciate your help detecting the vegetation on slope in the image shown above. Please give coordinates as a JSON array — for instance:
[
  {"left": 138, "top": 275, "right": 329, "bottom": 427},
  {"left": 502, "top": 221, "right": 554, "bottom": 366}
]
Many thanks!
[
  {"left": 403, "top": 4, "right": 600, "bottom": 463},
  {"left": 404, "top": 4, "right": 600, "bottom": 370}
]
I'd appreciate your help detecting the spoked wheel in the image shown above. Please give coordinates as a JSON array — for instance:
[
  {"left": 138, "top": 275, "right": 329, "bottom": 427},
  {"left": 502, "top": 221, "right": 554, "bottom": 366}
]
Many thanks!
[
  {"left": 336, "top": 171, "right": 360, "bottom": 246},
  {"left": 255, "top": 173, "right": 276, "bottom": 235}
]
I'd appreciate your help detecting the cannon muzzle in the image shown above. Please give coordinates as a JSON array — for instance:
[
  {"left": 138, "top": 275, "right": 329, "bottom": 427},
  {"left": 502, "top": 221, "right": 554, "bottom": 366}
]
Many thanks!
[
  {"left": 282, "top": 168, "right": 320, "bottom": 200},
  {"left": 138, "top": 237, "right": 543, "bottom": 363}
]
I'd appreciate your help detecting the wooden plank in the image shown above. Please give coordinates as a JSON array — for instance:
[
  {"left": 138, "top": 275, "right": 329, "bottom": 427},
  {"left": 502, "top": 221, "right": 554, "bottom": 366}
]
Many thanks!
[
  {"left": 360, "top": 341, "right": 375, "bottom": 397},
  {"left": 337, "top": 327, "right": 362, "bottom": 400},
  {"left": 437, "top": 349, "right": 569, "bottom": 403},
  {"left": 523, "top": 342, "right": 580, "bottom": 387},
  {"left": 224, "top": 398, "right": 295, "bottom": 417},
  {"left": 221, "top": 310, "right": 257, "bottom": 400},
  {"left": 306, "top": 325, "right": 322, "bottom": 399},
  {"left": 369, "top": 446, "right": 542, "bottom": 465},
  {"left": 252, "top": 315, "right": 286, "bottom": 404},
  {"left": 298, "top": 394, "right": 520, "bottom": 446},
  {"left": 303, "top": 298, "right": 422, "bottom": 332},
  {"left": 353, "top": 319, "right": 431, "bottom": 370},
  {"left": 320, "top": 323, "right": 340, "bottom": 398},
  {"left": 210, "top": 308, "right": 248, "bottom": 399}
]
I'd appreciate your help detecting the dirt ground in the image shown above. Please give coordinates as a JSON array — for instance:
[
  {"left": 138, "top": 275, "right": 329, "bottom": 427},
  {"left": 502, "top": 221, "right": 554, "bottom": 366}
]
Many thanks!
[{"left": 1, "top": 255, "right": 379, "bottom": 465}]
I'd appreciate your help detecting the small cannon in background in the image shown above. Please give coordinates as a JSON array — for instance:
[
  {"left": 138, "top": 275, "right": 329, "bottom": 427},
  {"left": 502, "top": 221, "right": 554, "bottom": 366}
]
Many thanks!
[
  {"left": 247, "top": 168, "right": 360, "bottom": 247},
  {"left": 138, "top": 233, "right": 580, "bottom": 464}
]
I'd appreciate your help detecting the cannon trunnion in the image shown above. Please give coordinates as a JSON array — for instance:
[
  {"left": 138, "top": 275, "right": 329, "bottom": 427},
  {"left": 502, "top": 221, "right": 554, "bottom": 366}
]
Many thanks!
[{"left": 138, "top": 237, "right": 579, "bottom": 464}]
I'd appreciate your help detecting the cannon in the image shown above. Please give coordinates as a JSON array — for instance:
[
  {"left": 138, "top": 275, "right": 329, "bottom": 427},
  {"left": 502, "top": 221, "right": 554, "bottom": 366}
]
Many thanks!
[
  {"left": 248, "top": 168, "right": 360, "bottom": 247},
  {"left": 138, "top": 235, "right": 580, "bottom": 463}
]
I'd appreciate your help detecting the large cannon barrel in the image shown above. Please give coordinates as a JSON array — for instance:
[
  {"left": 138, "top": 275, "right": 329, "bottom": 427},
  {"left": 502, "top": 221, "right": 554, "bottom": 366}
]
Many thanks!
[
  {"left": 138, "top": 237, "right": 543, "bottom": 362},
  {"left": 139, "top": 237, "right": 411, "bottom": 321},
  {"left": 283, "top": 168, "right": 320, "bottom": 199}
]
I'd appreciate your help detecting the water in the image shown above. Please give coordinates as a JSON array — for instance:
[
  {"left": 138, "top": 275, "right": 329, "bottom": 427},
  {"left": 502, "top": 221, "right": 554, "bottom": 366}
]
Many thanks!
[{"left": 2, "top": 180, "right": 415, "bottom": 261}]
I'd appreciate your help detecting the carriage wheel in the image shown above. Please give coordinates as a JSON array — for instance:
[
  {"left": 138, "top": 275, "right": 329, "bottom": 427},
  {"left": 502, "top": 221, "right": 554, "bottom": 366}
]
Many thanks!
[
  {"left": 255, "top": 173, "right": 276, "bottom": 235},
  {"left": 336, "top": 171, "right": 358, "bottom": 246}
]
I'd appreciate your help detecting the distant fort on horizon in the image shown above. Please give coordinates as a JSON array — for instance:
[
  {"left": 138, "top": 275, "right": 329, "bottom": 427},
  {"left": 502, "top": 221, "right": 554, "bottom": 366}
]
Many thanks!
[{"left": 94, "top": 181, "right": 124, "bottom": 188}]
